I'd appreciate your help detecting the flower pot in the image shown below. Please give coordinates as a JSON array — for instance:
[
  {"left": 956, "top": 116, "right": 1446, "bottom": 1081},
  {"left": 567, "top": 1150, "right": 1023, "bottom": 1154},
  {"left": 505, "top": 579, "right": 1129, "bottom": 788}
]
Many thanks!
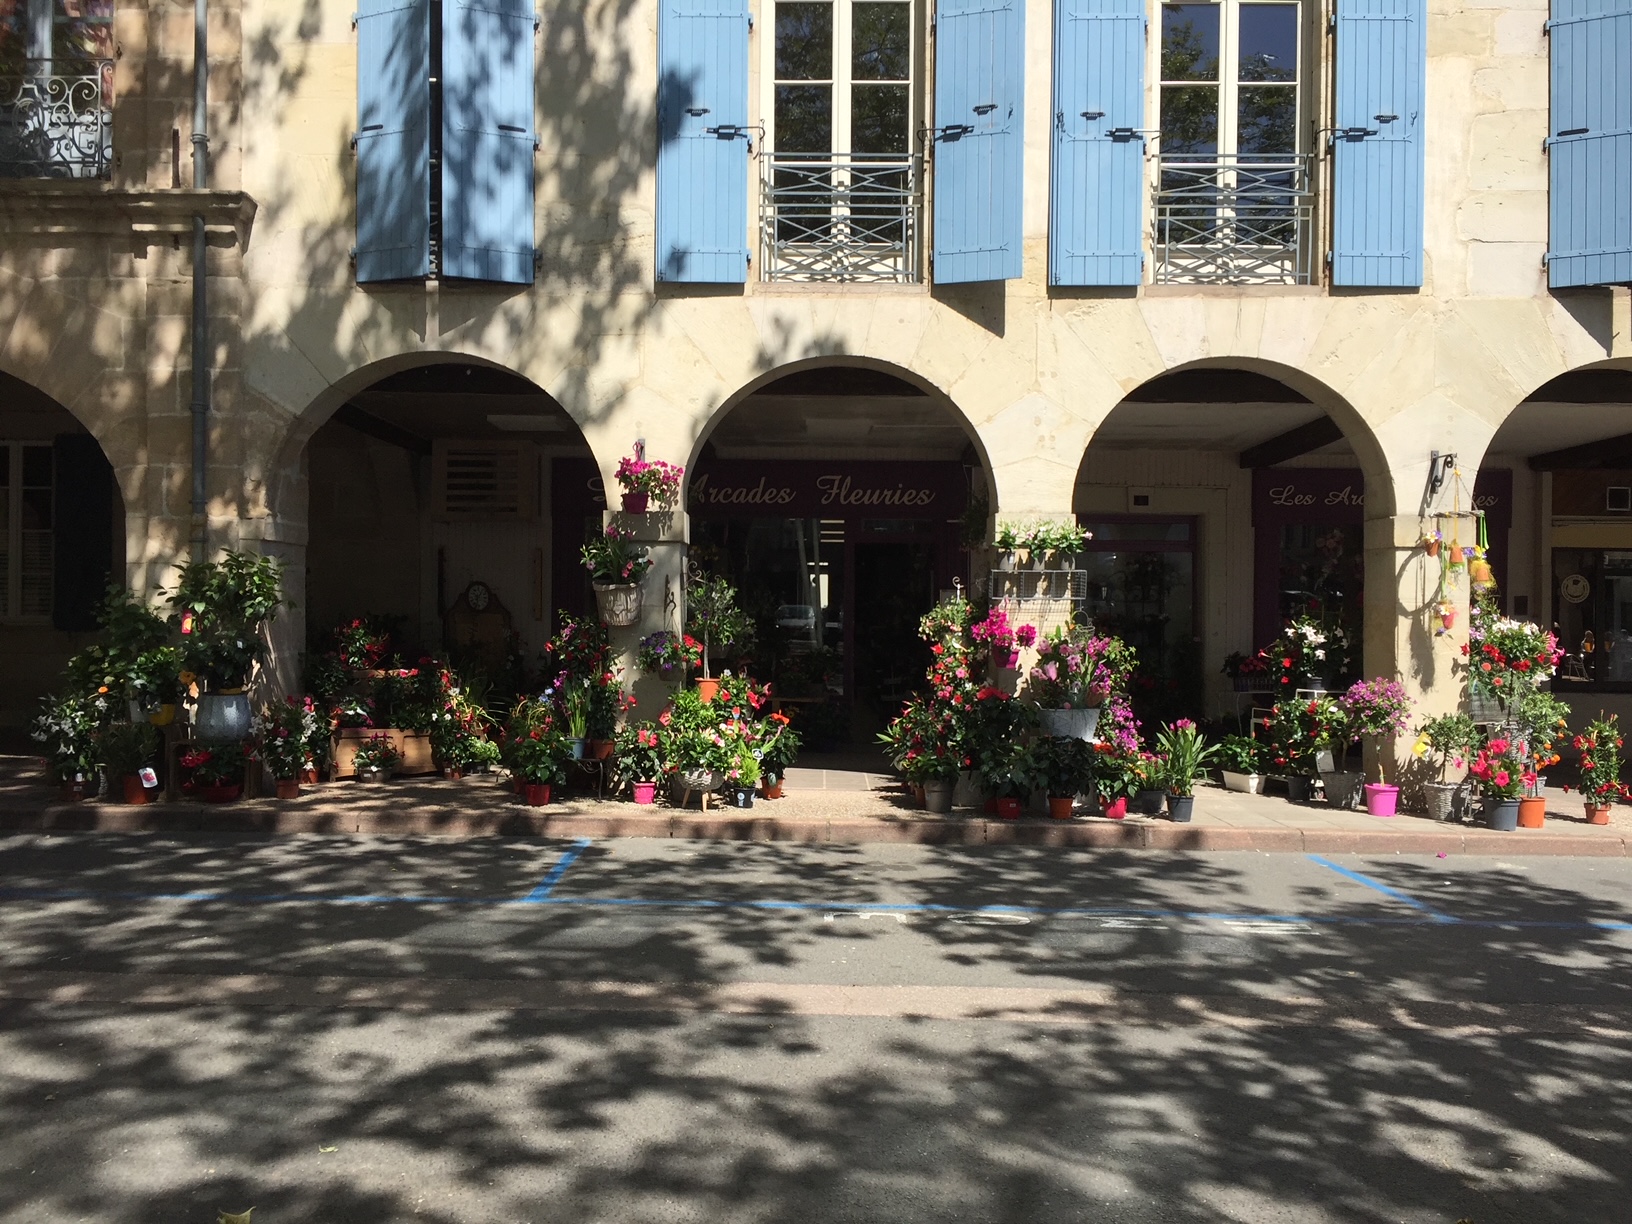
[
  {"left": 983, "top": 797, "right": 998, "bottom": 814},
  {"left": 1285, "top": 775, "right": 1313, "bottom": 803},
  {"left": 1133, "top": 788, "right": 1166, "bottom": 816},
  {"left": 954, "top": 770, "right": 983, "bottom": 809},
  {"left": 678, "top": 768, "right": 724, "bottom": 793},
  {"left": 588, "top": 738, "right": 615, "bottom": 760},
  {"left": 1363, "top": 783, "right": 1399, "bottom": 817},
  {"left": 592, "top": 581, "right": 641, "bottom": 627},
  {"left": 1037, "top": 707, "right": 1100, "bottom": 741},
  {"left": 1166, "top": 793, "right": 1195, "bottom": 823},
  {"left": 191, "top": 782, "right": 242, "bottom": 804},
  {"left": 1586, "top": 804, "right": 1612, "bottom": 825},
  {"left": 1048, "top": 795, "right": 1075, "bottom": 821},
  {"left": 729, "top": 786, "right": 755, "bottom": 809},
  {"left": 442, "top": 767, "right": 464, "bottom": 781},
  {"left": 275, "top": 778, "right": 301, "bottom": 800},
  {"left": 358, "top": 767, "right": 391, "bottom": 785},
  {"left": 923, "top": 778, "right": 954, "bottom": 813},
  {"left": 1517, "top": 795, "right": 1546, "bottom": 828},
  {"left": 621, "top": 490, "right": 649, "bottom": 514},
  {"left": 299, "top": 766, "right": 320, "bottom": 785},
  {"left": 1423, "top": 538, "right": 1441, "bottom": 557},
  {"left": 1423, "top": 780, "right": 1461, "bottom": 822},
  {"left": 1220, "top": 770, "right": 1263, "bottom": 794},
  {"left": 523, "top": 782, "right": 552, "bottom": 807},
  {"left": 59, "top": 777, "right": 91, "bottom": 803},
  {"left": 150, "top": 703, "right": 177, "bottom": 727},
  {"left": 1100, "top": 796, "right": 1127, "bottom": 820},
  {"left": 570, "top": 738, "right": 586, "bottom": 760},
  {"left": 119, "top": 774, "right": 151, "bottom": 806},
  {"left": 1468, "top": 691, "right": 1503, "bottom": 724},
  {"left": 631, "top": 780, "right": 658, "bottom": 806},
  {"left": 998, "top": 649, "right": 1020, "bottom": 670},
  {"left": 911, "top": 782, "right": 925, "bottom": 806},
  {"left": 658, "top": 664, "right": 680, "bottom": 684},
  {"left": 195, "top": 693, "right": 252, "bottom": 744},
  {"left": 994, "top": 796, "right": 1022, "bottom": 821},
  {"left": 760, "top": 775, "right": 784, "bottom": 800},
  {"left": 695, "top": 678, "right": 721, "bottom": 704},
  {"left": 1320, "top": 770, "right": 1364, "bottom": 809},
  {"left": 995, "top": 552, "right": 1018, "bottom": 573},
  {"left": 1484, "top": 797, "right": 1520, "bottom": 831}
]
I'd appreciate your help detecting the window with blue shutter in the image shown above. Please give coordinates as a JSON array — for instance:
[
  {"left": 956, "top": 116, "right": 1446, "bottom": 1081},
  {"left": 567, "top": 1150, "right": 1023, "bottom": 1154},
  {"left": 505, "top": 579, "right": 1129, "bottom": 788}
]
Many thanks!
[
  {"left": 1330, "top": 0, "right": 1425, "bottom": 288},
  {"left": 932, "top": 0, "right": 1025, "bottom": 283},
  {"left": 1051, "top": 0, "right": 1145, "bottom": 287},
  {"left": 1546, "top": 0, "right": 1632, "bottom": 288},
  {"left": 656, "top": 0, "right": 751, "bottom": 283},
  {"left": 442, "top": 0, "right": 537, "bottom": 284},
  {"left": 355, "top": 0, "right": 431, "bottom": 283}
]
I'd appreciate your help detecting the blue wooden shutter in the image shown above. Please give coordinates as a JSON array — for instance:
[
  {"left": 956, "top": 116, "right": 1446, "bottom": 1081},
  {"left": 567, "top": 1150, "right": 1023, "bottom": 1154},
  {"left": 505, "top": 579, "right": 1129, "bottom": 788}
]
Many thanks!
[
  {"left": 1330, "top": 0, "right": 1425, "bottom": 287},
  {"left": 656, "top": 0, "right": 751, "bottom": 283},
  {"left": 1546, "top": 0, "right": 1632, "bottom": 287},
  {"left": 355, "top": 0, "right": 431, "bottom": 283},
  {"left": 1050, "top": 0, "right": 1145, "bottom": 286},
  {"left": 933, "top": 0, "right": 1026, "bottom": 283},
  {"left": 442, "top": 0, "right": 536, "bottom": 283}
]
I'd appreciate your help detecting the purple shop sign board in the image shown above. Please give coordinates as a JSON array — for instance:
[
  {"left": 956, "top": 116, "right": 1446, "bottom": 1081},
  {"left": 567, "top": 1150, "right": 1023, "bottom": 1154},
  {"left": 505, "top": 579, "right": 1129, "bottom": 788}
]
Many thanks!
[{"left": 688, "top": 461, "right": 968, "bottom": 520}]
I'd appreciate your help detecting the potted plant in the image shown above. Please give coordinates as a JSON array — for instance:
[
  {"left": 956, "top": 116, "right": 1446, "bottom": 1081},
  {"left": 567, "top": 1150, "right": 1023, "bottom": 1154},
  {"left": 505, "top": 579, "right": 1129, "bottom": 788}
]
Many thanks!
[
  {"left": 726, "top": 740, "right": 760, "bottom": 808},
  {"left": 180, "top": 742, "right": 248, "bottom": 803},
  {"left": 1026, "top": 625, "right": 1133, "bottom": 739},
  {"left": 1217, "top": 734, "right": 1265, "bottom": 793},
  {"left": 1510, "top": 687, "right": 1571, "bottom": 827},
  {"left": 1307, "top": 695, "right": 1363, "bottom": 809},
  {"left": 1413, "top": 713, "right": 1478, "bottom": 821},
  {"left": 758, "top": 712, "right": 800, "bottom": 798},
  {"left": 352, "top": 733, "right": 402, "bottom": 784},
  {"left": 581, "top": 525, "right": 652, "bottom": 626},
  {"left": 1154, "top": 719, "right": 1218, "bottom": 823},
  {"left": 685, "top": 570, "right": 752, "bottom": 700},
  {"left": 615, "top": 721, "right": 667, "bottom": 805},
  {"left": 94, "top": 721, "right": 159, "bottom": 805},
  {"left": 507, "top": 701, "right": 570, "bottom": 805},
  {"left": 635, "top": 630, "right": 703, "bottom": 682},
  {"left": 1572, "top": 715, "right": 1624, "bottom": 825},
  {"left": 260, "top": 697, "right": 322, "bottom": 798},
  {"left": 971, "top": 604, "right": 1037, "bottom": 671},
  {"left": 1468, "top": 734, "right": 1528, "bottom": 830},
  {"left": 564, "top": 687, "right": 589, "bottom": 759},
  {"left": 1266, "top": 699, "right": 1322, "bottom": 802},
  {"left": 1034, "top": 735, "right": 1095, "bottom": 820},
  {"left": 33, "top": 692, "right": 101, "bottom": 800},
  {"left": 879, "top": 695, "right": 960, "bottom": 812},
  {"left": 977, "top": 739, "right": 1036, "bottom": 820},
  {"left": 1340, "top": 678, "right": 1414, "bottom": 815},
  {"left": 165, "top": 552, "right": 285, "bottom": 743},
  {"left": 1465, "top": 602, "right": 1562, "bottom": 722},
  {"left": 614, "top": 452, "right": 684, "bottom": 513}
]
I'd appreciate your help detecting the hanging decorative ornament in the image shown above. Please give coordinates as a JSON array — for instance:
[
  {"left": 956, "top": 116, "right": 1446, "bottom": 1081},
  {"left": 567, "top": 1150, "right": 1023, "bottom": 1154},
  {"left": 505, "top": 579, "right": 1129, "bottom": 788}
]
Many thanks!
[
  {"left": 1434, "top": 598, "right": 1457, "bottom": 635},
  {"left": 1469, "top": 511, "right": 1495, "bottom": 590},
  {"left": 1447, "top": 474, "right": 1466, "bottom": 572}
]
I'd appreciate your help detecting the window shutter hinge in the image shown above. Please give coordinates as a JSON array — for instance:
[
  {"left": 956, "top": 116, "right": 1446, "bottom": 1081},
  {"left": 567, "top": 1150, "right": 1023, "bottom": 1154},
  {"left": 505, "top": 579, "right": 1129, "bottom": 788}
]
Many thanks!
[
  {"left": 533, "top": 249, "right": 543, "bottom": 269},
  {"left": 348, "top": 246, "right": 357, "bottom": 262},
  {"left": 350, "top": 11, "right": 357, "bottom": 28}
]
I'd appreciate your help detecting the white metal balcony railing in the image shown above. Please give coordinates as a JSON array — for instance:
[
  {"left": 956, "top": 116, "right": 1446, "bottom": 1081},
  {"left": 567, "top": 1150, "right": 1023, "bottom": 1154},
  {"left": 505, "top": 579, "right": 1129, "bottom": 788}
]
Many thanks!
[
  {"left": 759, "top": 152, "right": 923, "bottom": 283},
  {"left": 0, "top": 61, "right": 113, "bottom": 179},
  {"left": 1153, "top": 153, "right": 1314, "bottom": 285}
]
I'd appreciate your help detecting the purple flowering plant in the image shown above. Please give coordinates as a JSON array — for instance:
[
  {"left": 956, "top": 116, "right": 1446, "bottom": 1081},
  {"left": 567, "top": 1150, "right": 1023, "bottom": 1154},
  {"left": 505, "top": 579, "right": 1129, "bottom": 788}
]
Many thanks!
[
  {"left": 1339, "top": 677, "right": 1414, "bottom": 781},
  {"left": 1027, "top": 626, "right": 1135, "bottom": 709}
]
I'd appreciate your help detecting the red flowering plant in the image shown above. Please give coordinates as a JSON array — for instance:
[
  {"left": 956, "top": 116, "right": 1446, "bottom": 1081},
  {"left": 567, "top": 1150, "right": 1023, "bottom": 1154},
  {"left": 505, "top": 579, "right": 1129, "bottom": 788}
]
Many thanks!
[
  {"left": 333, "top": 618, "right": 390, "bottom": 671},
  {"left": 1464, "top": 596, "right": 1562, "bottom": 712},
  {"left": 428, "top": 666, "right": 492, "bottom": 771},
  {"left": 879, "top": 695, "right": 961, "bottom": 783},
  {"left": 613, "top": 721, "right": 667, "bottom": 785},
  {"left": 635, "top": 630, "right": 703, "bottom": 677},
  {"left": 545, "top": 613, "right": 628, "bottom": 741},
  {"left": 180, "top": 742, "right": 248, "bottom": 788},
  {"left": 1266, "top": 697, "right": 1340, "bottom": 777},
  {"left": 614, "top": 454, "right": 684, "bottom": 507},
  {"left": 351, "top": 732, "right": 402, "bottom": 776},
  {"left": 1570, "top": 715, "right": 1626, "bottom": 806},
  {"left": 1467, "top": 735, "right": 1530, "bottom": 800},
  {"left": 502, "top": 697, "right": 572, "bottom": 785},
  {"left": 257, "top": 695, "right": 323, "bottom": 781}
]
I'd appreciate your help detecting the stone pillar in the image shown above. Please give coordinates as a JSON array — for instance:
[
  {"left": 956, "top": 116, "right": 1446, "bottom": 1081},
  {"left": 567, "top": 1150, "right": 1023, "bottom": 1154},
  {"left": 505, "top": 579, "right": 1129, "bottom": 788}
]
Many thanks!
[
  {"left": 605, "top": 507, "right": 688, "bottom": 724},
  {"left": 1363, "top": 512, "right": 1469, "bottom": 782}
]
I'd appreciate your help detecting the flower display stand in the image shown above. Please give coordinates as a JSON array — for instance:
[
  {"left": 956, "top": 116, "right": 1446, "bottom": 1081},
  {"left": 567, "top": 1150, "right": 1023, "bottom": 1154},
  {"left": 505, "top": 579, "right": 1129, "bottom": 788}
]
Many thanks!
[{"left": 331, "top": 729, "right": 434, "bottom": 779}]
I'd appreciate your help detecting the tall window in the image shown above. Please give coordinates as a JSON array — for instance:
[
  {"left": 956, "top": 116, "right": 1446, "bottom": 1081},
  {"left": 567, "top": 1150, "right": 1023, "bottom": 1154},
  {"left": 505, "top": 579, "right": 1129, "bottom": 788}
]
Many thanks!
[
  {"left": 0, "top": 442, "right": 54, "bottom": 620},
  {"left": 0, "top": 0, "right": 112, "bottom": 74},
  {"left": 0, "top": 0, "right": 114, "bottom": 178},
  {"left": 1159, "top": 1, "right": 1299, "bottom": 160}
]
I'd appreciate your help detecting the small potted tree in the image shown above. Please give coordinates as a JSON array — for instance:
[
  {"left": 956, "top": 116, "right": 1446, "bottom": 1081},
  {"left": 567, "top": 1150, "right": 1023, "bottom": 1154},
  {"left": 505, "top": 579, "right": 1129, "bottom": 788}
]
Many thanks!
[
  {"left": 1414, "top": 713, "right": 1478, "bottom": 821},
  {"left": 1034, "top": 736, "right": 1095, "bottom": 820},
  {"left": 1468, "top": 734, "right": 1527, "bottom": 830},
  {"left": 1217, "top": 734, "right": 1264, "bottom": 793},
  {"left": 615, "top": 721, "right": 667, "bottom": 805},
  {"left": 33, "top": 692, "right": 100, "bottom": 801},
  {"left": 507, "top": 707, "right": 570, "bottom": 806},
  {"left": 685, "top": 570, "right": 752, "bottom": 702},
  {"left": 1573, "top": 715, "right": 1624, "bottom": 825},
  {"left": 94, "top": 721, "right": 159, "bottom": 805},
  {"left": 166, "top": 551, "right": 285, "bottom": 742},
  {"left": 1341, "top": 678, "right": 1414, "bottom": 815},
  {"left": 1154, "top": 719, "right": 1218, "bottom": 823},
  {"left": 977, "top": 739, "right": 1036, "bottom": 820}
]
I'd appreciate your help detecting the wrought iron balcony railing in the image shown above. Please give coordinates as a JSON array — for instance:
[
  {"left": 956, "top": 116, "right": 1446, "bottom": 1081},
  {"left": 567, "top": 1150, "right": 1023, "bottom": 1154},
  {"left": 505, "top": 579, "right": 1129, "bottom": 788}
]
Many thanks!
[
  {"left": 1153, "top": 153, "right": 1314, "bottom": 285},
  {"left": 759, "top": 152, "right": 922, "bottom": 283},
  {"left": 0, "top": 61, "right": 113, "bottom": 179}
]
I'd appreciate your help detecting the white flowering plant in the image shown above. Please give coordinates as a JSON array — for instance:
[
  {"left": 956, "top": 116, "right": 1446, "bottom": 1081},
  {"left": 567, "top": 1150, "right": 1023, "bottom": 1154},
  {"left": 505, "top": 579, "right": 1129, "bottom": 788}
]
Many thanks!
[{"left": 32, "top": 692, "right": 103, "bottom": 782}]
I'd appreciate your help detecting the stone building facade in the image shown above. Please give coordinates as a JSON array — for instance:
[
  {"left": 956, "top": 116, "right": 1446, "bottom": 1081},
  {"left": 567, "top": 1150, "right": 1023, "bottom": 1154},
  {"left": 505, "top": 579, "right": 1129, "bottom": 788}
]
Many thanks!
[{"left": 2, "top": 0, "right": 1630, "bottom": 744}]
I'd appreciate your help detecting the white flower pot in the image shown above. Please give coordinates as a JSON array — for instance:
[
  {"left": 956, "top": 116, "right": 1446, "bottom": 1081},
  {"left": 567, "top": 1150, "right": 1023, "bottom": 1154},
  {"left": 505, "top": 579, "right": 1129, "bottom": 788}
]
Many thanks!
[
  {"left": 593, "top": 581, "right": 641, "bottom": 627},
  {"left": 1220, "top": 771, "right": 1263, "bottom": 794}
]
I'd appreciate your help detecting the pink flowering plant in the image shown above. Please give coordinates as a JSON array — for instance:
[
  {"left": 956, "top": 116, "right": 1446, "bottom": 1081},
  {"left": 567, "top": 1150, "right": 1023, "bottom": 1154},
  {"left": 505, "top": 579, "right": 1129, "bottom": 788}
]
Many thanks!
[
  {"left": 970, "top": 605, "right": 1037, "bottom": 666},
  {"left": 1027, "top": 625, "right": 1134, "bottom": 709},
  {"left": 1340, "top": 677, "right": 1414, "bottom": 781},
  {"left": 258, "top": 696, "right": 323, "bottom": 781},
  {"left": 1153, "top": 719, "right": 1219, "bottom": 797},
  {"left": 581, "top": 525, "right": 652, "bottom": 584},
  {"left": 615, "top": 455, "right": 684, "bottom": 506},
  {"left": 1467, "top": 735, "right": 1530, "bottom": 800}
]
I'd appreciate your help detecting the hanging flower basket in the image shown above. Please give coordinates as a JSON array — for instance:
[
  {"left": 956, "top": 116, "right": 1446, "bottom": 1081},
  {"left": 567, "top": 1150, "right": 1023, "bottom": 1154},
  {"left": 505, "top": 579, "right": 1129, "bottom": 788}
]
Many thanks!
[{"left": 593, "top": 581, "right": 642, "bottom": 627}]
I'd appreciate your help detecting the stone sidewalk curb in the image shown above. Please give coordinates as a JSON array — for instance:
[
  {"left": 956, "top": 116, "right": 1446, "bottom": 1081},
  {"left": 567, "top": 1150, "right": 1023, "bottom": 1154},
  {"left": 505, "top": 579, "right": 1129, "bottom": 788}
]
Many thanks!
[{"left": 1, "top": 801, "right": 1627, "bottom": 855}]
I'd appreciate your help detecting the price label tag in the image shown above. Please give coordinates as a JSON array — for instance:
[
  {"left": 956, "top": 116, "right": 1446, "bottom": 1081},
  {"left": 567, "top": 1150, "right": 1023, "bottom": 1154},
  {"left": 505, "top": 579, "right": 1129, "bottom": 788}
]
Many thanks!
[{"left": 138, "top": 767, "right": 159, "bottom": 789}]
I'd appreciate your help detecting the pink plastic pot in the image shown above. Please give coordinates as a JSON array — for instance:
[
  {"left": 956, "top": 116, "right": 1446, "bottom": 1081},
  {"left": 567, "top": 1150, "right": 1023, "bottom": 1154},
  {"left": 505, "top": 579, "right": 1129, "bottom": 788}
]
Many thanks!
[
  {"left": 631, "top": 781, "right": 657, "bottom": 806},
  {"left": 1100, "top": 796, "right": 1128, "bottom": 820},
  {"left": 1363, "top": 783, "right": 1399, "bottom": 817}
]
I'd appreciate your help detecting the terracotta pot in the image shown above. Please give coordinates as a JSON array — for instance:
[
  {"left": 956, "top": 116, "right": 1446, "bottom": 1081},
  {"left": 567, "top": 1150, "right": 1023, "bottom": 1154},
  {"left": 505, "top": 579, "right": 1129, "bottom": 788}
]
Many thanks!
[
  {"left": 275, "top": 778, "right": 301, "bottom": 800},
  {"left": 631, "top": 780, "right": 657, "bottom": 806},
  {"left": 994, "top": 796, "right": 1022, "bottom": 820},
  {"left": 1586, "top": 804, "right": 1612, "bottom": 825},
  {"left": 1517, "top": 795, "right": 1546, "bottom": 828},
  {"left": 588, "top": 739, "right": 615, "bottom": 760},
  {"left": 59, "top": 778, "right": 91, "bottom": 803},
  {"left": 119, "top": 775, "right": 151, "bottom": 806},
  {"left": 299, "top": 767, "right": 320, "bottom": 785},
  {"left": 1423, "top": 538, "right": 1441, "bottom": 557},
  {"left": 523, "top": 782, "right": 552, "bottom": 807},
  {"left": 1048, "top": 795, "right": 1075, "bottom": 820},
  {"left": 696, "top": 677, "right": 721, "bottom": 704},
  {"left": 760, "top": 777, "right": 783, "bottom": 800},
  {"left": 1101, "top": 796, "right": 1128, "bottom": 820},
  {"left": 911, "top": 782, "right": 925, "bottom": 806},
  {"left": 442, "top": 767, "right": 464, "bottom": 781}
]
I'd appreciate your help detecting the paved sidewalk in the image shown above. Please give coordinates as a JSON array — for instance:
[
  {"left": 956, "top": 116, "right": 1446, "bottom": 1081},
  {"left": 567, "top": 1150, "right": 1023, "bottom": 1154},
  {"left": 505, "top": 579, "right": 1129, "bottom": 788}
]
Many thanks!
[{"left": 2, "top": 753, "right": 1628, "bottom": 854}]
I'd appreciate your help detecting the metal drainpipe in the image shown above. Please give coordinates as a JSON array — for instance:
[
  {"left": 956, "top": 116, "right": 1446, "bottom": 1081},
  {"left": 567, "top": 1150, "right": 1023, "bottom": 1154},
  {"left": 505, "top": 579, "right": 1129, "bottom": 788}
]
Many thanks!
[{"left": 188, "top": 0, "right": 209, "bottom": 561}]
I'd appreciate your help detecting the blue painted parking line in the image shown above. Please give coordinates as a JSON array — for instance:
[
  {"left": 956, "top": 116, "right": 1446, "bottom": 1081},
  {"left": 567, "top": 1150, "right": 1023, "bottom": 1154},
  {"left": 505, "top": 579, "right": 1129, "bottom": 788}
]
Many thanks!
[
  {"left": 521, "top": 838, "right": 594, "bottom": 902},
  {"left": 1307, "top": 854, "right": 1456, "bottom": 923}
]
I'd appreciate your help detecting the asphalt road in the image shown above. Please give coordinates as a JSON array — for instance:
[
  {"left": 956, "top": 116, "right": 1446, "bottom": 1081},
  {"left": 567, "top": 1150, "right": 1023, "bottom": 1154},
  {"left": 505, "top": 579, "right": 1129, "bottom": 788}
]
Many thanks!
[{"left": 0, "top": 833, "right": 1629, "bottom": 1224}]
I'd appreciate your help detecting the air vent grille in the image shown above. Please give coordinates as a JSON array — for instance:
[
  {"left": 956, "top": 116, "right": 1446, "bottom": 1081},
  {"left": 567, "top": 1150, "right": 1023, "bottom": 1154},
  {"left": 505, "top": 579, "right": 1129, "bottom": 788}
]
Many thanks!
[{"left": 433, "top": 441, "right": 538, "bottom": 521}]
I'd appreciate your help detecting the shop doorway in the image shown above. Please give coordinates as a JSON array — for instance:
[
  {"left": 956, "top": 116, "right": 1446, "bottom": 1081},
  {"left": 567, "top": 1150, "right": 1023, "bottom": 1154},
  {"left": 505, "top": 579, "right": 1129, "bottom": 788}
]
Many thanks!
[{"left": 850, "top": 534, "right": 938, "bottom": 737}]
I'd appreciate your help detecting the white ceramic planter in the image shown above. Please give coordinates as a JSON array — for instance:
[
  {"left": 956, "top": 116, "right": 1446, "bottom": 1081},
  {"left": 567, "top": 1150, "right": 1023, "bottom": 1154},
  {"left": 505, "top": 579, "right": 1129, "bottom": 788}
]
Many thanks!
[{"left": 1220, "top": 771, "right": 1264, "bottom": 794}]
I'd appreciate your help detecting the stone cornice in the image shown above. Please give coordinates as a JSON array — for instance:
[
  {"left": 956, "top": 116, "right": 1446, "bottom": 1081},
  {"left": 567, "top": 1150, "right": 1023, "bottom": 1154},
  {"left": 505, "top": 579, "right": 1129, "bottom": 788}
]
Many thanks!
[{"left": 0, "top": 184, "right": 257, "bottom": 247}]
